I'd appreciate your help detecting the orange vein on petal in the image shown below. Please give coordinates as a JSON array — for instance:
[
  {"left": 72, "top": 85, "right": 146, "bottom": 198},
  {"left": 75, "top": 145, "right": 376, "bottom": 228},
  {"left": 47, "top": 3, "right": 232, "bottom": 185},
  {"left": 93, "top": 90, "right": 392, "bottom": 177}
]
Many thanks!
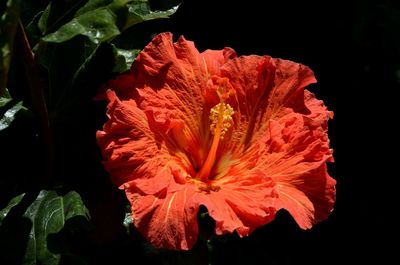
[{"left": 164, "top": 83, "right": 200, "bottom": 136}]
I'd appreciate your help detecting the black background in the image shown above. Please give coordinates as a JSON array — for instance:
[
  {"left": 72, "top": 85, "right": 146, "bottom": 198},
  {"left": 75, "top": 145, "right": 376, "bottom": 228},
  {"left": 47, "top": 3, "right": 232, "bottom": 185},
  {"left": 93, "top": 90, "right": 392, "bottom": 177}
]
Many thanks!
[{"left": 1, "top": 0, "right": 398, "bottom": 264}]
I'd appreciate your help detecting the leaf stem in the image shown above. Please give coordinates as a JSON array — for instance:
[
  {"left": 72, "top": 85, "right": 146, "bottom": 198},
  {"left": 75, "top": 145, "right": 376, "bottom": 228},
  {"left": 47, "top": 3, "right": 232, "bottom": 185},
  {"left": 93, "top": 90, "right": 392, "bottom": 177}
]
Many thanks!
[{"left": 16, "top": 22, "right": 54, "bottom": 184}]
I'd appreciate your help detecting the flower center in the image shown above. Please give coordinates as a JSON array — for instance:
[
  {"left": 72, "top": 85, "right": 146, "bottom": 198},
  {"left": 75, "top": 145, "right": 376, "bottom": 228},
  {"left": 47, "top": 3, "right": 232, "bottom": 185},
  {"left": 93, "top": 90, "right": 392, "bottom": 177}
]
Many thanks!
[{"left": 197, "top": 102, "right": 234, "bottom": 181}]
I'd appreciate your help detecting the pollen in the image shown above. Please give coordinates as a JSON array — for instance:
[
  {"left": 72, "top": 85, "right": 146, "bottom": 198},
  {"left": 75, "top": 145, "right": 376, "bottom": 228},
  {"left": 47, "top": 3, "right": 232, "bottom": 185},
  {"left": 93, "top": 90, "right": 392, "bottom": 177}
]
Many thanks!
[
  {"left": 197, "top": 102, "right": 234, "bottom": 181},
  {"left": 209, "top": 103, "right": 234, "bottom": 139}
]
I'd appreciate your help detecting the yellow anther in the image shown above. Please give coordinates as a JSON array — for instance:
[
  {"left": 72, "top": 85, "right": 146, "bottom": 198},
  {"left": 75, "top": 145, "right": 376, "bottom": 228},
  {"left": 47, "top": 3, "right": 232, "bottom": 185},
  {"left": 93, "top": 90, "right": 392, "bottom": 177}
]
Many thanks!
[
  {"left": 197, "top": 102, "right": 234, "bottom": 182},
  {"left": 209, "top": 103, "right": 234, "bottom": 139}
]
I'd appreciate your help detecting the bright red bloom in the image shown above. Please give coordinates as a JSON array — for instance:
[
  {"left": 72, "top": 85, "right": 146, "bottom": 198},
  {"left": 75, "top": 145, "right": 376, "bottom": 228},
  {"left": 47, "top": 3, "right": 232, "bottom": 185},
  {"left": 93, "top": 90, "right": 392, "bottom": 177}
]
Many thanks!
[{"left": 97, "top": 33, "right": 336, "bottom": 250}]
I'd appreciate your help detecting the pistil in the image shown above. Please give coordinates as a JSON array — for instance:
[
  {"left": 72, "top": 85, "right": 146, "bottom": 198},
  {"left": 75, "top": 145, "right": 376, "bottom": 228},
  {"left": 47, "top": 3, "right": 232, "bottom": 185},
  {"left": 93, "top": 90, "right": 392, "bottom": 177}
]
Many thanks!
[{"left": 197, "top": 102, "right": 234, "bottom": 181}]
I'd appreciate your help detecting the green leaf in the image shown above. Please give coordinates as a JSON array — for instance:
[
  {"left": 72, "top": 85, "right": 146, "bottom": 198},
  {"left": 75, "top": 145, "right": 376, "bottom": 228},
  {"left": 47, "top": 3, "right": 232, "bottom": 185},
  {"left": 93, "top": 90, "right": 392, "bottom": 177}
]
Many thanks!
[
  {"left": 36, "top": 0, "right": 180, "bottom": 122},
  {"left": 0, "top": 193, "right": 25, "bottom": 223},
  {"left": 42, "top": 8, "right": 120, "bottom": 44},
  {"left": 41, "top": 0, "right": 181, "bottom": 44},
  {"left": 123, "top": 0, "right": 180, "bottom": 31},
  {"left": 112, "top": 44, "right": 140, "bottom": 72},
  {"left": 62, "top": 191, "right": 90, "bottom": 221},
  {"left": 25, "top": 10, "right": 47, "bottom": 47},
  {"left": 37, "top": 36, "right": 116, "bottom": 120},
  {"left": 0, "top": 190, "right": 90, "bottom": 265},
  {"left": 0, "top": 97, "right": 12, "bottom": 107},
  {"left": 0, "top": 100, "right": 24, "bottom": 131},
  {"left": 24, "top": 190, "right": 90, "bottom": 265},
  {"left": 75, "top": 0, "right": 115, "bottom": 16},
  {"left": 123, "top": 205, "right": 134, "bottom": 235},
  {"left": 35, "top": 0, "right": 87, "bottom": 36},
  {"left": 0, "top": 0, "right": 22, "bottom": 96},
  {"left": 38, "top": 4, "right": 51, "bottom": 34}
]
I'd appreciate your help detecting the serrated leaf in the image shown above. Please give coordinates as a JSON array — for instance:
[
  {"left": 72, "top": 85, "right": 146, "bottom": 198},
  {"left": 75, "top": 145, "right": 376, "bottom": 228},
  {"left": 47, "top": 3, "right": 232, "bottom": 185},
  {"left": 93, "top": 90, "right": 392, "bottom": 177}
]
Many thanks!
[
  {"left": 41, "top": 0, "right": 181, "bottom": 44},
  {"left": 112, "top": 44, "right": 140, "bottom": 72},
  {"left": 0, "top": 190, "right": 90, "bottom": 265},
  {"left": 0, "top": 100, "right": 24, "bottom": 131},
  {"left": 0, "top": 0, "right": 22, "bottom": 95}
]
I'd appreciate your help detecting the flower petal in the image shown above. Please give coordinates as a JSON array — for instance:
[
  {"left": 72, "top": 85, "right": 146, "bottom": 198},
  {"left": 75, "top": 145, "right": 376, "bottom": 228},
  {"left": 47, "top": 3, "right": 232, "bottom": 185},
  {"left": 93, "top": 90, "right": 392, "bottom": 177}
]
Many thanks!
[
  {"left": 196, "top": 174, "right": 276, "bottom": 237},
  {"left": 97, "top": 33, "right": 335, "bottom": 251},
  {"left": 132, "top": 33, "right": 237, "bottom": 169},
  {"left": 254, "top": 93, "right": 335, "bottom": 228},
  {"left": 132, "top": 33, "right": 236, "bottom": 90},
  {"left": 215, "top": 55, "right": 334, "bottom": 229},
  {"left": 97, "top": 90, "right": 184, "bottom": 193},
  {"left": 220, "top": 56, "right": 316, "bottom": 151},
  {"left": 96, "top": 34, "right": 240, "bottom": 250},
  {"left": 126, "top": 184, "right": 199, "bottom": 250},
  {"left": 271, "top": 163, "right": 335, "bottom": 228}
]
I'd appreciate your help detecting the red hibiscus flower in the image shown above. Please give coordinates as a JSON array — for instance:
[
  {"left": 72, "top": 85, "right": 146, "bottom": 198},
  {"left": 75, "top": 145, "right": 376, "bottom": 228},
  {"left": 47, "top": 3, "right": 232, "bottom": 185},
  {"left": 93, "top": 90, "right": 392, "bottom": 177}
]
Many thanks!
[{"left": 97, "top": 33, "right": 336, "bottom": 250}]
